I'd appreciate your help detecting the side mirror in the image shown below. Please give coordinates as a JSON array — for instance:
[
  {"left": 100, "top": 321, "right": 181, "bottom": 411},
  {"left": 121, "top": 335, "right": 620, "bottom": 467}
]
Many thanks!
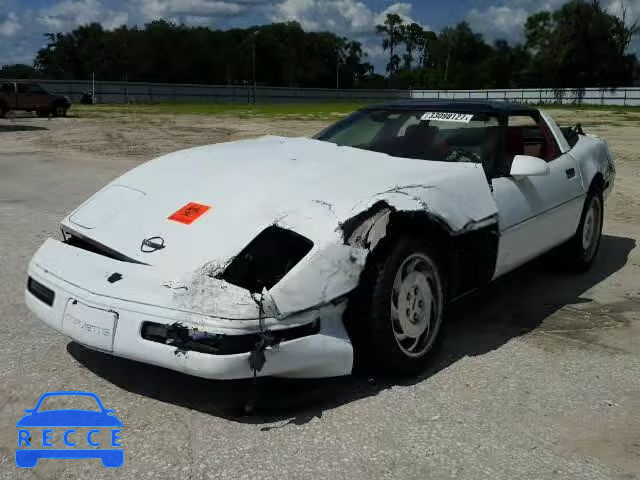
[{"left": 510, "top": 155, "right": 550, "bottom": 178}]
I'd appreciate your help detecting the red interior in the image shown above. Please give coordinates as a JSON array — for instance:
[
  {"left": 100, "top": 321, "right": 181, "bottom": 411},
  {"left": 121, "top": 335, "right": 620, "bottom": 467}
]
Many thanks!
[
  {"left": 506, "top": 125, "right": 559, "bottom": 162},
  {"left": 506, "top": 128, "right": 524, "bottom": 159}
]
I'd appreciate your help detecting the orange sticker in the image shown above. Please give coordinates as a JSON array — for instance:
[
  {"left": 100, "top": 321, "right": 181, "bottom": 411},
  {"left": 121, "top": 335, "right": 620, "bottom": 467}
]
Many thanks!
[{"left": 168, "top": 202, "right": 212, "bottom": 225}]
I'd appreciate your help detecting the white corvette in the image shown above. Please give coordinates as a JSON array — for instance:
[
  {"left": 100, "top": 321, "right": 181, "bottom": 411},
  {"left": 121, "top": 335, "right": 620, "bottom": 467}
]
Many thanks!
[{"left": 26, "top": 100, "right": 615, "bottom": 379}]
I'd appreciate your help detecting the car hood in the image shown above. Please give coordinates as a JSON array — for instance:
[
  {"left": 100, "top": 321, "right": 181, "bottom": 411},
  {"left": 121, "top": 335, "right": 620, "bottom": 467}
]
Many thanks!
[{"left": 62, "top": 136, "right": 495, "bottom": 276}]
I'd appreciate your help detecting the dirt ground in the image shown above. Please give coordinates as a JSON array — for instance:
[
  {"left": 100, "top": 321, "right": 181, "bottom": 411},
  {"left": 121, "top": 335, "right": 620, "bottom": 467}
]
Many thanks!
[{"left": 1, "top": 109, "right": 639, "bottom": 479}]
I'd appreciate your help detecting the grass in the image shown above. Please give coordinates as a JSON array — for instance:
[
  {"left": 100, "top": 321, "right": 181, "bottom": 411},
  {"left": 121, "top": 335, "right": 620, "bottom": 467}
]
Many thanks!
[
  {"left": 74, "top": 101, "right": 373, "bottom": 120},
  {"left": 73, "top": 100, "right": 640, "bottom": 123},
  {"left": 535, "top": 103, "right": 640, "bottom": 113}
]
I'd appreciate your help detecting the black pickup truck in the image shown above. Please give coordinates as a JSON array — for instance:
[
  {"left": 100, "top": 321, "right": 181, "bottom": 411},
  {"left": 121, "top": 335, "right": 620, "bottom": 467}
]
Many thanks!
[{"left": 0, "top": 81, "right": 71, "bottom": 117}]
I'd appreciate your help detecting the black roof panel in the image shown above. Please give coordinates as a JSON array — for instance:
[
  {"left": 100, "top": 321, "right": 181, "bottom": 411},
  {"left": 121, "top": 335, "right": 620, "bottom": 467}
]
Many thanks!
[{"left": 363, "top": 99, "right": 538, "bottom": 115}]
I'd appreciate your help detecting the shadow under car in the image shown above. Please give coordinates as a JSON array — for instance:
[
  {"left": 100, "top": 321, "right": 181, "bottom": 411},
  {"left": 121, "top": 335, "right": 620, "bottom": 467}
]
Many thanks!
[{"left": 67, "top": 234, "right": 636, "bottom": 426}]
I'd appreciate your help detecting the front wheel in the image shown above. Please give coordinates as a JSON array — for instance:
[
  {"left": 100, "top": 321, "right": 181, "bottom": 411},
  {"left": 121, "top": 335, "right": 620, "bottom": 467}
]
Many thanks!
[
  {"left": 52, "top": 105, "right": 67, "bottom": 117},
  {"left": 347, "top": 237, "right": 447, "bottom": 376},
  {"left": 562, "top": 191, "right": 604, "bottom": 271}
]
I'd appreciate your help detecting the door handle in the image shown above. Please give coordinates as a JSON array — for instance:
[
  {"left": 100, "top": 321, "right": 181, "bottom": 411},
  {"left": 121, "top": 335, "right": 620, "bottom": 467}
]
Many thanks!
[{"left": 565, "top": 168, "right": 576, "bottom": 179}]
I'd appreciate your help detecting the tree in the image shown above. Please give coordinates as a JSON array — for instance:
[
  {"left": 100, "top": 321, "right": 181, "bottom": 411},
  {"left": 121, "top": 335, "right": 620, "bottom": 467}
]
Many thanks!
[
  {"left": 524, "top": 11, "right": 553, "bottom": 53},
  {"left": 342, "top": 41, "right": 374, "bottom": 86},
  {"left": 487, "top": 40, "right": 531, "bottom": 88},
  {"left": 26, "top": 2, "right": 640, "bottom": 90},
  {"left": 33, "top": 21, "right": 372, "bottom": 88},
  {"left": 525, "top": 0, "right": 638, "bottom": 88},
  {"left": 434, "top": 22, "right": 493, "bottom": 89},
  {"left": 417, "top": 31, "right": 438, "bottom": 70},
  {"left": 0, "top": 64, "right": 39, "bottom": 79},
  {"left": 376, "top": 13, "right": 404, "bottom": 75},
  {"left": 611, "top": 0, "right": 640, "bottom": 55},
  {"left": 401, "top": 23, "right": 424, "bottom": 70}
]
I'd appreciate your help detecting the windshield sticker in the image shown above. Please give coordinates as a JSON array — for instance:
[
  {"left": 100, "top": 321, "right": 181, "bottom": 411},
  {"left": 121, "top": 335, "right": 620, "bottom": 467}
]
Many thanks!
[
  {"left": 421, "top": 112, "right": 474, "bottom": 123},
  {"left": 168, "top": 202, "right": 212, "bottom": 225}
]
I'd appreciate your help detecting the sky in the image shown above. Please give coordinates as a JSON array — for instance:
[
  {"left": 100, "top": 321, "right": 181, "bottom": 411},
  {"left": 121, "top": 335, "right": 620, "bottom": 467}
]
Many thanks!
[{"left": 1, "top": 0, "right": 639, "bottom": 70}]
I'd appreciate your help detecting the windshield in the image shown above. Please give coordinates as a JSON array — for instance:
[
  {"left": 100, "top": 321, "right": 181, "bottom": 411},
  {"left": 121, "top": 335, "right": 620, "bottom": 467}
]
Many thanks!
[{"left": 316, "top": 109, "right": 501, "bottom": 171}]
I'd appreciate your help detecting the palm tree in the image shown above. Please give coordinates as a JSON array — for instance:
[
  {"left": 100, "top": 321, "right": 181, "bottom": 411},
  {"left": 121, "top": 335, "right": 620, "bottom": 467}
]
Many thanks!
[{"left": 376, "top": 13, "right": 404, "bottom": 75}]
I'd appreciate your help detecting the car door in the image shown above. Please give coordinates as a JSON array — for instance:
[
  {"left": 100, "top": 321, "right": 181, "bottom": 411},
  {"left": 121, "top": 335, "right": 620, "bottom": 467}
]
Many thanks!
[
  {"left": 17, "top": 83, "right": 49, "bottom": 110},
  {"left": 492, "top": 113, "right": 585, "bottom": 278},
  {"left": 1, "top": 82, "right": 17, "bottom": 108}
]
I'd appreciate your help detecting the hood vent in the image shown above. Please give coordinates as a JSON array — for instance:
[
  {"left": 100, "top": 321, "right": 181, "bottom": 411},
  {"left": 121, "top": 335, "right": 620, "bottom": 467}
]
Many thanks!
[{"left": 69, "top": 185, "right": 145, "bottom": 230}]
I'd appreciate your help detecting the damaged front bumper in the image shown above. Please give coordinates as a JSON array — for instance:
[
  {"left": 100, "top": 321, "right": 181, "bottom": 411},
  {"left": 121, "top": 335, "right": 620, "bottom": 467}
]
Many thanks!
[{"left": 25, "top": 239, "right": 353, "bottom": 379}]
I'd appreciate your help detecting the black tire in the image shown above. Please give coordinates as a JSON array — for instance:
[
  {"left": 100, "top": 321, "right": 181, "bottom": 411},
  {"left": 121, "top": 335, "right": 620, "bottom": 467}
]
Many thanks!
[
  {"left": 0, "top": 103, "right": 7, "bottom": 118},
  {"left": 561, "top": 191, "right": 604, "bottom": 272},
  {"left": 37, "top": 110, "right": 49, "bottom": 118},
  {"left": 52, "top": 104, "right": 67, "bottom": 117},
  {"left": 346, "top": 236, "right": 447, "bottom": 376}
]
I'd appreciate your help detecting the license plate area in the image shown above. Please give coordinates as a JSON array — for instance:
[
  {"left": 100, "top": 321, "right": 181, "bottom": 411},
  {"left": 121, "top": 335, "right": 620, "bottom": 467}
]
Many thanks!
[{"left": 62, "top": 300, "right": 118, "bottom": 352}]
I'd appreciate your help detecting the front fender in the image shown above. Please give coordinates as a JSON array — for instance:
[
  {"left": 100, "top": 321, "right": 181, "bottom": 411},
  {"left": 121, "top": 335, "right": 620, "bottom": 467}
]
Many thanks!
[
  {"left": 372, "top": 185, "right": 498, "bottom": 234},
  {"left": 269, "top": 174, "right": 499, "bottom": 315}
]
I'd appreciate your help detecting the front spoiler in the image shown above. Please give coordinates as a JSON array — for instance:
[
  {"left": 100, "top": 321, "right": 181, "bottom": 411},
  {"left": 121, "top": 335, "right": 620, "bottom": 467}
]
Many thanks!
[{"left": 25, "top": 239, "right": 353, "bottom": 379}]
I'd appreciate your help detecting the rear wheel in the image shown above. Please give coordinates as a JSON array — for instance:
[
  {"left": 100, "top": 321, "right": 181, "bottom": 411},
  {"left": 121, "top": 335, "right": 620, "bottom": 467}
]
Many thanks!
[
  {"left": 0, "top": 103, "right": 7, "bottom": 118},
  {"left": 562, "top": 191, "right": 604, "bottom": 271},
  {"left": 347, "top": 237, "right": 447, "bottom": 376}
]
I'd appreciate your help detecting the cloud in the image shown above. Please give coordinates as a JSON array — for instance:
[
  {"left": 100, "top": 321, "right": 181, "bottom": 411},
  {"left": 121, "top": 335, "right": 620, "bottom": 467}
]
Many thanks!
[
  {"left": 0, "top": 12, "right": 20, "bottom": 37},
  {"left": 465, "top": 0, "right": 566, "bottom": 43},
  {"left": 374, "top": 2, "right": 417, "bottom": 27},
  {"left": 268, "top": 0, "right": 427, "bottom": 70},
  {"left": 136, "top": 0, "right": 240, "bottom": 19},
  {"left": 270, "top": 0, "right": 423, "bottom": 34},
  {"left": 133, "top": 0, "right": 275, "bottom": 22},
  {"left": 271, "top": 0, "right": 374, "bottom": 33},
  {"left": 37, "top": 0, "right": 128, "bottom": 31},
  {"left": 605, "top": 0, "right": 640, "bottom": 18},
  {"left": 466, "top": 6, "right": 529, "bottom": 43},
  {"left": 0, "top": 42, "right": 38, "bottom": 65}
]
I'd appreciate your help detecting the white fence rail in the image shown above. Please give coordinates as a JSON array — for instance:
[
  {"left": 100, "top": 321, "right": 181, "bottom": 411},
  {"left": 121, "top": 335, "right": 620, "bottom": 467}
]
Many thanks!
[
  {"left": 411, "top": 88, "right": 640, "bottom": 106},
  {"left": 16, "top": 79, "right": 640, "bottom": 106}
]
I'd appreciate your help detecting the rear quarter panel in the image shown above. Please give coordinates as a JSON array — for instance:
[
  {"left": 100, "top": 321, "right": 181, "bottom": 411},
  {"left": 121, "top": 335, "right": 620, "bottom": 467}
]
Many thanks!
[{"left": 569, "top": 135, "right": 616, "bottom": 197}]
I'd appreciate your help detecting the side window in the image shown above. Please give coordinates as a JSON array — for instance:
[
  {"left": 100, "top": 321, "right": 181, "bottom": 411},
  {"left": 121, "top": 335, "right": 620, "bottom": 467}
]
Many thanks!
[
  {"left": 506, "top": 115, "right": 559, "bottom": 162},
  {"left": 1, "top": 82, "right": 15, "bottom": 93},
  {"left": 17, "top": 83, "right": 43, "bottom": 94}
]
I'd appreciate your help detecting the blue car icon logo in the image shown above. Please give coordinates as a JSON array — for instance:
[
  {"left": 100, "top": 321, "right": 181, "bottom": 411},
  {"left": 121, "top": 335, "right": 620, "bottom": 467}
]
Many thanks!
[{"left": 15, "top": 391, "right": 123, "bottom": 468}]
